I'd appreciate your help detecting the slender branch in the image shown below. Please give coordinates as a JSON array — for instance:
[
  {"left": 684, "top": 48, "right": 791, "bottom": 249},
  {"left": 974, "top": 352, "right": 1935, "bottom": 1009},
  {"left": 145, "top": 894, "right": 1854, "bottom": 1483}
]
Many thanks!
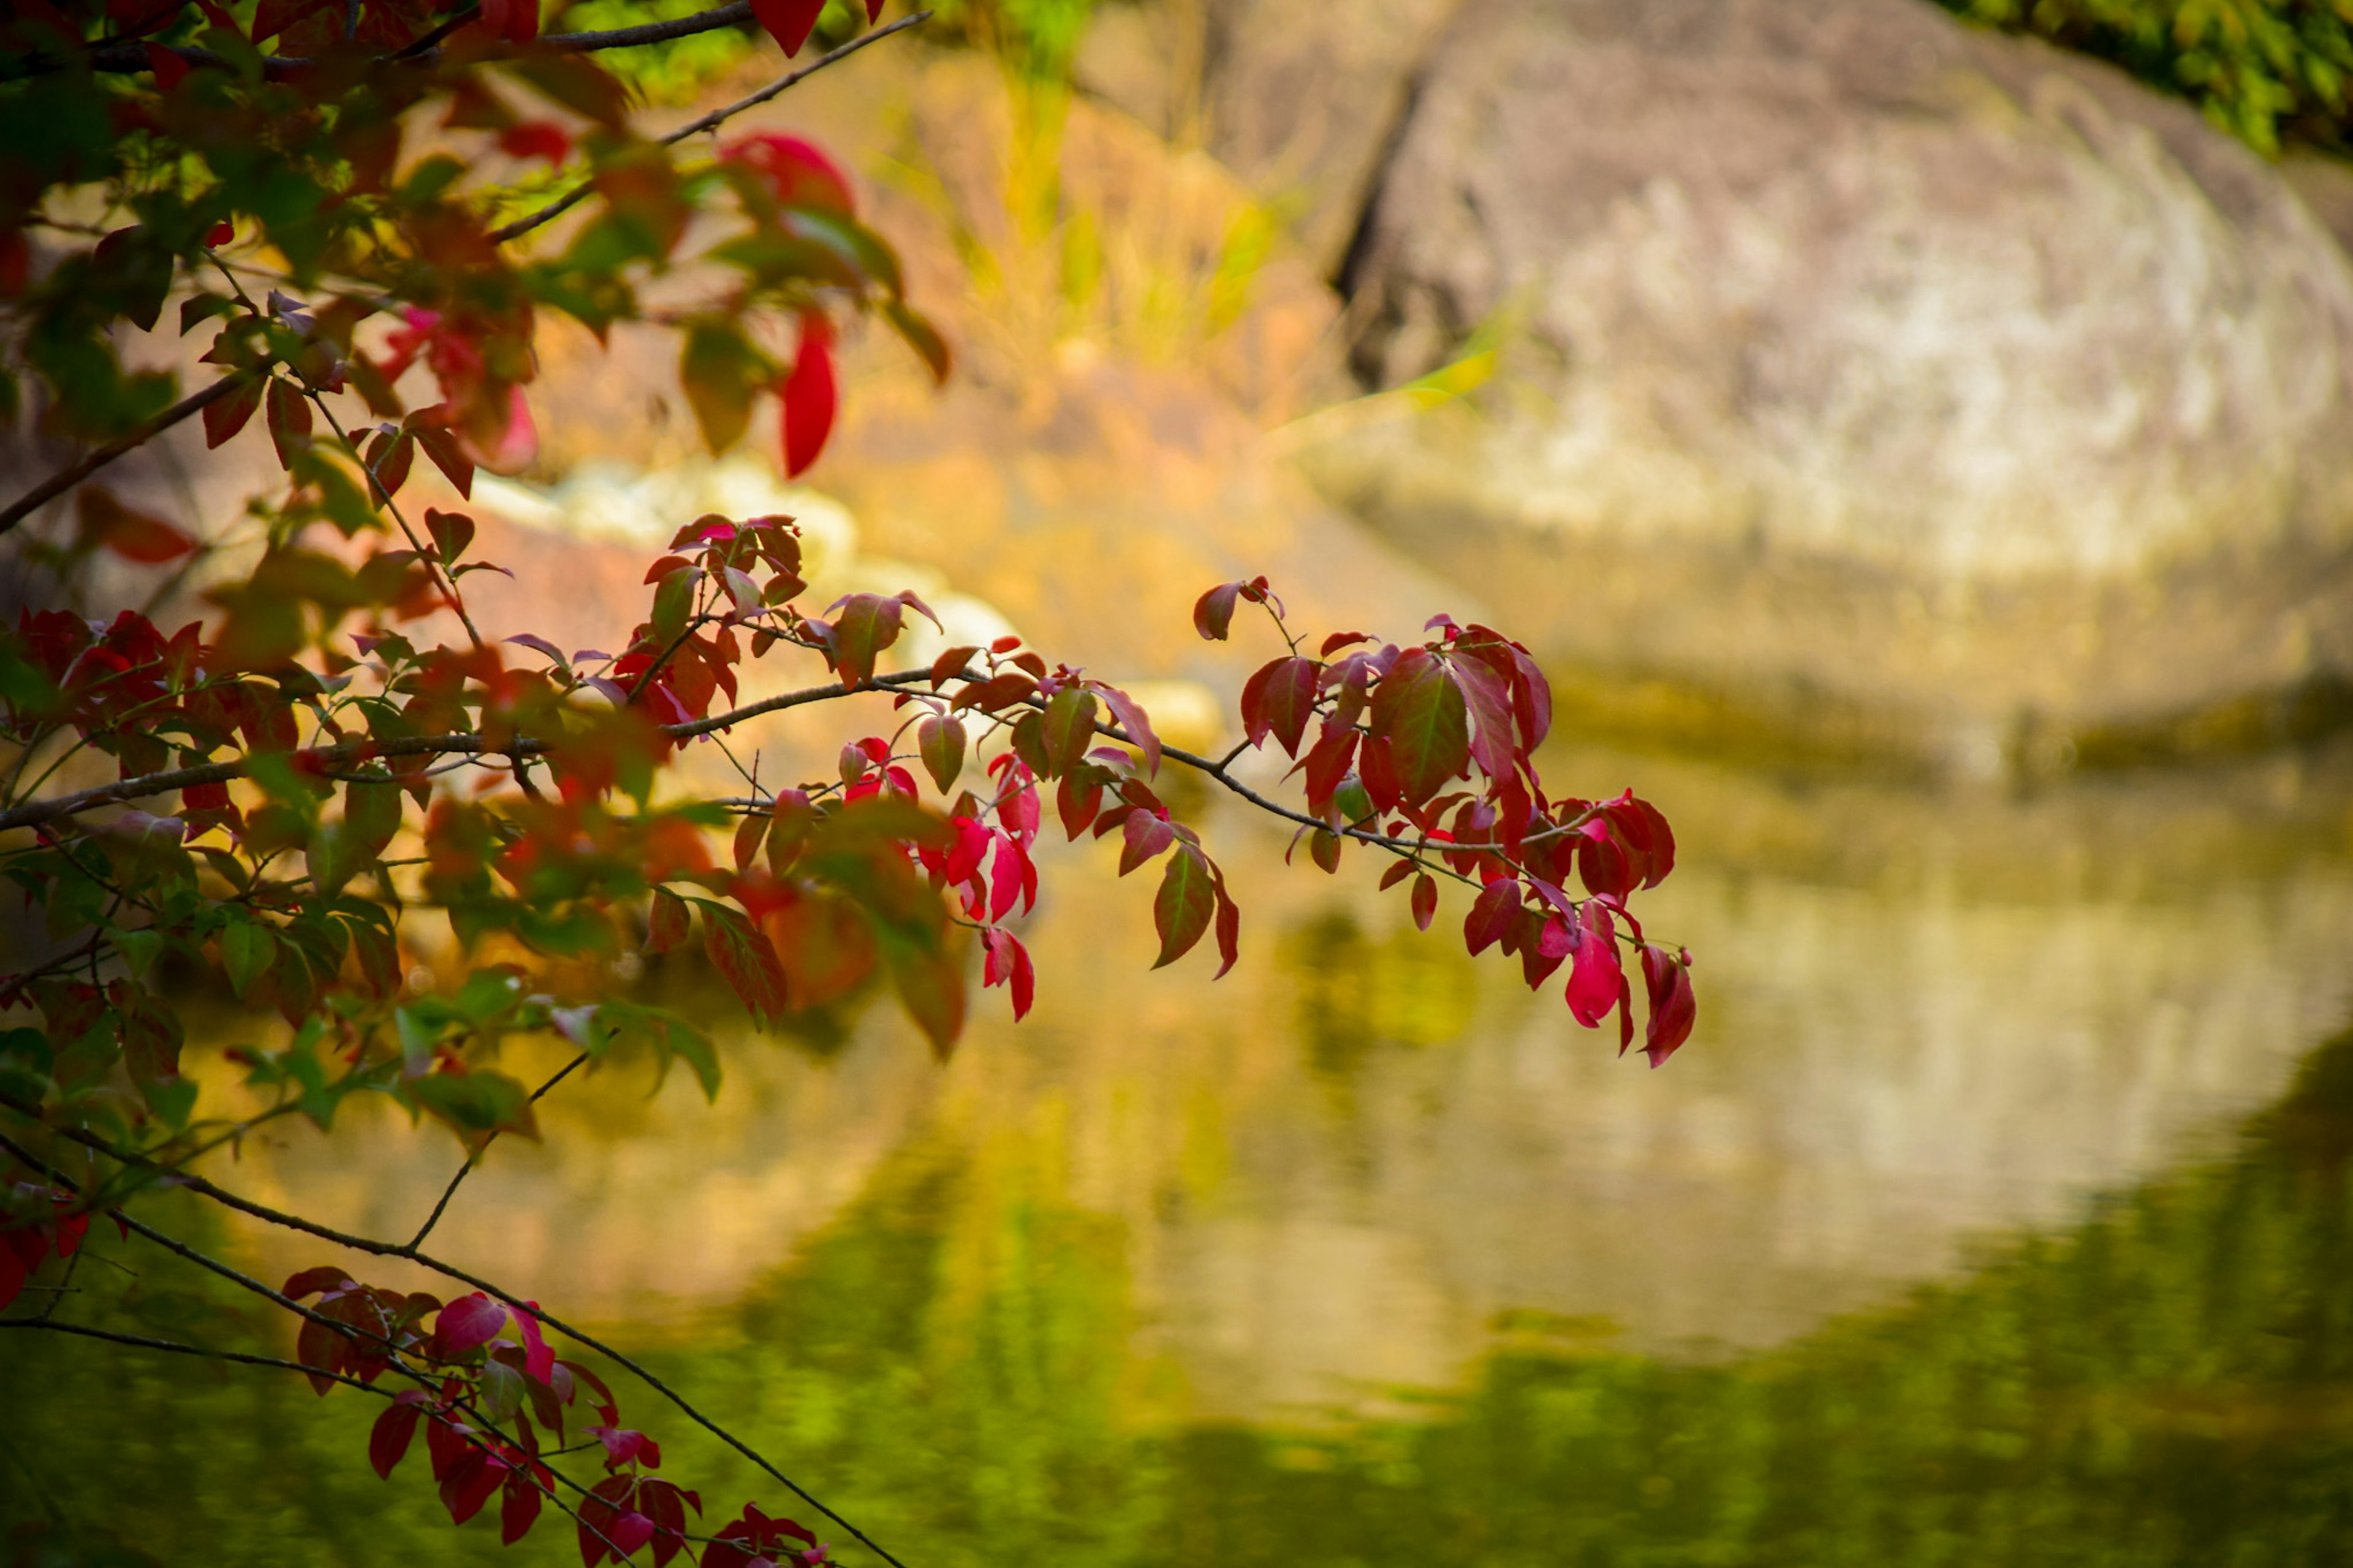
[
  {"left": 0, "top": 666, "right": 941, "bottom": 833},
  {"left": 0, "top": 1317, "right": 641, "bottom": 1562},
  {"left": 0, "top": 1316, "right": 387, "bottom": 1392},
  {"left": 407, "top": 1051, "right": 588, "bottom": 1250},
  {"left": 488, "top": 10, "right": 932, "bottom": 246},
  {"left": 0, "top": 9, "right": 925, "bottom": 534},
  {"left": 303, "top": 385, "right": 487, "bottom": 653},
  {"left": 1, "top": 1103, "right": 912, "bottom": 1568},
  {"left": 0, "top": 365, "right": 270, "bottom": 537},
  {"left": 21, "top": 4, "right": 757, "bottom": 81}
]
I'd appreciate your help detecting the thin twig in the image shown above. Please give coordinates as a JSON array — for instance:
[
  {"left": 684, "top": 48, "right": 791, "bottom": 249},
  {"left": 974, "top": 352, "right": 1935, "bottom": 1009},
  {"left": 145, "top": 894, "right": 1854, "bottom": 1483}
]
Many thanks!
[
  {"left": 303, "top": 386, "right": 485, "bottom": 652},
  {"left": 0, "top": 10, "right": 925, "bottom": 532},
  {"left": 0, "top": 365, "right": 270, "bottom": 537},
  {"left": 407, "top": 1051, "right": 588, "bottom": 1250},
  {"left": 0, "top": 665, "right": 942, "bottom": 833},
  {"left": 0, "top": 1104, "right": 912, "bottom": 1568},
  {"left": 488, "top": 11, "right": 932, "bottom": 246},
  {"left": 14, "top": 3, "right": 756, "bottom": 81}
]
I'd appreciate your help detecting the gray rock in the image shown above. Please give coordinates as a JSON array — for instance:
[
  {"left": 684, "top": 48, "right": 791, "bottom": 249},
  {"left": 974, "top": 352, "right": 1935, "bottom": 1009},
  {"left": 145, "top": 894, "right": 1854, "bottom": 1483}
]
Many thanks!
[{"left": 1279, "top": 0, "right": 2353, "bottom": 765}]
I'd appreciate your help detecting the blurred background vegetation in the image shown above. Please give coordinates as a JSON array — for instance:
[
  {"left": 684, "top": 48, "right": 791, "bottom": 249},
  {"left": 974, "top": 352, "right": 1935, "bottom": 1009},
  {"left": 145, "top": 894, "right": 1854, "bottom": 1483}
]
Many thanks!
[{"left": 1937, "top": 0, "right": 2353, "bottom": 156}]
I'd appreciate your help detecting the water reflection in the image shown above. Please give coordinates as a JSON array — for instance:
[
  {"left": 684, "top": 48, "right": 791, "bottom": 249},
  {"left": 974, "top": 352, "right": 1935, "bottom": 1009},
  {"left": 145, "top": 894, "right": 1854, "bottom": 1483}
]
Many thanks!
[{"left": 7, "top": 743, "right": 2353, "bottom": 1561}]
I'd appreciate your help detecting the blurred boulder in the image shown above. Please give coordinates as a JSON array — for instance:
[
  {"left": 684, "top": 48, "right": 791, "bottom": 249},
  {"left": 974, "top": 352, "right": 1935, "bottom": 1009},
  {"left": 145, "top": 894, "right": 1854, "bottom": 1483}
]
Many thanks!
[{"left": 1260, "top": 0, "right": 2353, "bottom": 766}]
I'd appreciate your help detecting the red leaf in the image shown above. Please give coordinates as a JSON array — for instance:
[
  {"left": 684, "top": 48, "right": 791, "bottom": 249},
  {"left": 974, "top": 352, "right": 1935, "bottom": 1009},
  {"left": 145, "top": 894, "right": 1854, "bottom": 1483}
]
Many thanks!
[
  {"left": 206, "top": 219, "right": 235, "bottom": 248},
  {"left": 297, "top": 1312, "right": 343, "bottom": 1394},
  {"left": 503, "top": 1472, "right": 545, "bottom": 1544},
  {"left": 1118, "top": 808, "right": 1174, "bottom": 876},
  {"left": 480, "top": 0, "right": 539, "bottom": 42},
  {"left": 436, "top": 1292, "right": 507, "bottom": 1356},
  {"left": 1057, "top": 770, "right": 1103, "bottom": 840},
  {"left": 265, "top": 376, "right": 311, "bottom": 469},
  {"left": 1576, "top": 822, "right": 1635, "bottom": 901},
  {"left": 1449, "top": 652, "right": 1518, "bottom": 781},
  {"left": 1241, "top": 656, "right": 1319, "bottom": 757},
  {"left": 1192, "top": 581, "right": 1241, "bottom": 640},
  {"left": 982, "top": 929, "right": 1036, "bottom": 1019},
  {"left": 1090, "top": 681, "right": 1162, "bottom": 776},
  {"left": 930, "top": 644, "right": 980, "bottom": 689},
  {"left": 202, "top": 373, "right": 264, "bottom": 448},
  {"left": 1212, "top": 881, "right": 1241, "bottom": 979},
  {"left": 515, "top": 1301, "right": 555, "bottom": 1383},
  {"left": 779, "top": 316, "right": 836, "bottom": 477},
  {"left": 1519, "top": 911, "right": 1566, "bottom": 988},
  {"left": 0, "top": 1244, "right": 25, "bottom": 1312},
  {"left": 1297, "top": 727, "right": 1356, "bottom": 817},
  {"left": 1463, "top": 878, "right": 1520, "bottom": 956},
  {"left": 1564, "top": 903, "right": 1624, "bottom": 1030},
  {"left": 444, "top": 1450, "right": 506, "bottom": 1524},
  {"left": 369, "top": 1398, "right": 423, "bottom": 1479},
  {"left": 500, "top": 121, "right": 571, "bottom": 162},
  {"left": 749, "top": 0, "right": 825, "bottom": 55},
  {"left": 1640, "top": 944, "right": 1697, "bottom": 1067},
  {"left": 283, "top": 1266, "right": 355, "bottom": 1300},
  {"left": 1410, "top": 873, "right": 1438, "bottom": 932},
  {"left": 145, "top": 43, "right": 189, "bottom": 91},
  {"left": 646, "top": 887, "right": 692, "bottom": 954},
  {"left": 77, "top": 487, "right": 195, "bottom": 563},
  {"left": 721, "top": 133, "right": 855, "bottom": 213},
  {"left": 703, "top": 903, "right": 792, "bottom": 1025}
]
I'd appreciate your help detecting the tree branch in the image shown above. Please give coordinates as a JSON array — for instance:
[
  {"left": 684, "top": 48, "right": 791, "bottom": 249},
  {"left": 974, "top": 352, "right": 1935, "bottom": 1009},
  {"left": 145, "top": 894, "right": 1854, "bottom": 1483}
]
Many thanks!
[
  {"left": 0, "top": 1315, "right": 386, "bottom": 1393},
  {"left": 20, "top": 4, "right": 758, "bottom": 81},
  {"left": 0, "top": 365, "right": 270, "bottom": 537},
  {"left": 1, "top": 1100, "right": 914, "bottom": 1568},
  {"left": 488, "top": 10, "right": 931, "bottom": 246},
  {"left": 407, "top": 1050, "right": 588, "bottom": 1251},
  {"left": 1, "top": 10, "right": 926, "bottom": 541},
  {"left": 0, "top": 665, "right": 940, "bottom": 833}
]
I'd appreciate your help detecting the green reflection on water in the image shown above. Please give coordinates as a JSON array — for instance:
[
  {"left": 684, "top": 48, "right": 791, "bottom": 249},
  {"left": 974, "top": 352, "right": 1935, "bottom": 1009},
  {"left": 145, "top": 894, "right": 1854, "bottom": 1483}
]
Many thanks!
[{"left": 9, "top": 1015, "right": 2353, "bottom": 1565}]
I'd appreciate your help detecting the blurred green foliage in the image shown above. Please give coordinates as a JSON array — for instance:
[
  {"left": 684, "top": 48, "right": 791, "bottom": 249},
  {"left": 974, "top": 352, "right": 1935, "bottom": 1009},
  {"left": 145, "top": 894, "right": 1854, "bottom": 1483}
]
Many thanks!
[
  {"left": 1939, "top": 0, "right": 2353, "bottom": 156},
  {"left": 12, "top": 1020, "right": 2353, "bottom": 1564},
  {"left": 552, "top": 0, "right": 762, "bottom": 102},
  {"left": 924, "top": 0, "right": 1100, "bottom": 78}
]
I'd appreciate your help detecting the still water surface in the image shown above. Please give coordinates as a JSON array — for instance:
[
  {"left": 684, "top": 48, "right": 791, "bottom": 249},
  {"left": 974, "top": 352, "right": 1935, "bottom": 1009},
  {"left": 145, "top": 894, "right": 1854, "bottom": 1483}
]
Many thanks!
[{"left": 7, "top": 740, "right": 2353, "bottom": 1563}]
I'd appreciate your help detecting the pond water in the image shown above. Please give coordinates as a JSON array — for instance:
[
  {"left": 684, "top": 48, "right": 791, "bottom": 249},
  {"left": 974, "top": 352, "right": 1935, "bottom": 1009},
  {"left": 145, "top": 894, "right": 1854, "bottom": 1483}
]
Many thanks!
[{"left": 8, "top": 737, "right": 2353, "bottom": 1565}]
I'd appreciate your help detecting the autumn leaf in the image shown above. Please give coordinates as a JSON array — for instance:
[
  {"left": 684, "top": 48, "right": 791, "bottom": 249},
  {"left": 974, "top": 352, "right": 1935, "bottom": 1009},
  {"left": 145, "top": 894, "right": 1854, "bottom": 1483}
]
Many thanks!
[
  {"left": 749, "top": 0, "right": 826, "bottom": 56},
  {"left": 780, "top": 312, "right": 836, "bottom": 477},
  {"left": 1152, "top": 845, "right": 1215, "bottom": 968},
  {"left": 77, "top": 487, "right": 195, "bottom": 563},
  {"left": 1369, "top": 647, "right": 1468, "bottom": 805}
]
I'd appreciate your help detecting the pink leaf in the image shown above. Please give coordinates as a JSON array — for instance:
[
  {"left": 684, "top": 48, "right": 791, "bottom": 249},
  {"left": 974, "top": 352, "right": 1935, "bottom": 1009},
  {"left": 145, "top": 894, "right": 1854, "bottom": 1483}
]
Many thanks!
[{"left": 436, "top": 1292, "right": 507, "bottom": 1356}]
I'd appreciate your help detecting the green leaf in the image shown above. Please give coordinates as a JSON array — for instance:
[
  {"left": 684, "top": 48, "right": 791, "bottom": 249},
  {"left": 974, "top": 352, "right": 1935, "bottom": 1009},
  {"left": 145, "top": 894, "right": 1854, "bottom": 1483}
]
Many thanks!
[
  {"left": 1041, "top": 687, "right": 1097, "bottom": 777},
  {"left": 1368, "top": 648, "right": 1469, "bottom": 806},
  {"left": 651, "top": 566, "right": 697, "bottom": 645},
  {"left": 680, "top": 324, "right": 765, "bottom": 455},
  {"left": 917, "top": 714, "right": 965, "bottom": 793},
  {"left": 113, "top": 928, "right": 164, "bottom": 980},
  {"left": 403, "top": 1070, "right": 540, "bottom": 1151},
  {"left": 827, "top": 593, "right": 903, "bottom": 687},
  {"left": 1152, "top": 845, "right": 1216, "bottom": 968},
  {"left": 395, "top": 1005, "right": 438, "bottom": 1076}
]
